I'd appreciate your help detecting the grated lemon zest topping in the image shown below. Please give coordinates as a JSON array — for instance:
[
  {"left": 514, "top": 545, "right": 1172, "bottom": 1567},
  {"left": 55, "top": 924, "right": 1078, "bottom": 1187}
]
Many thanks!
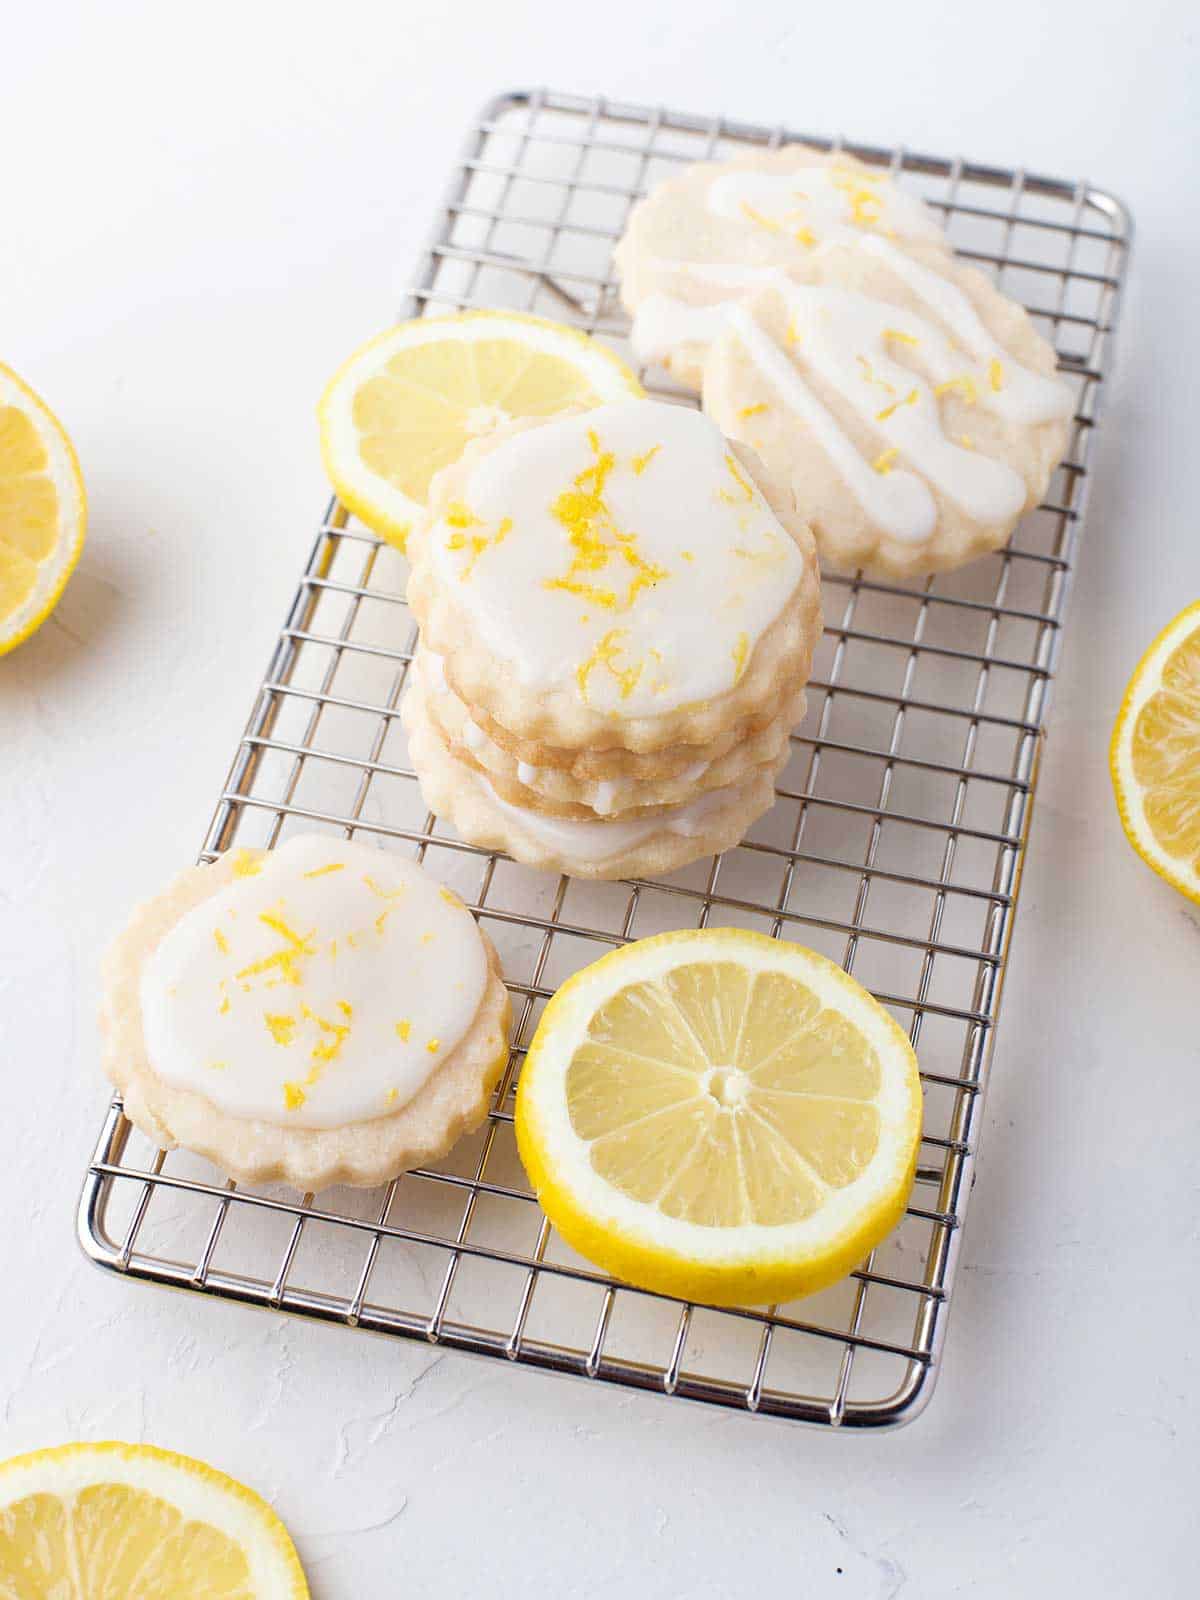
[
  {"left": 785, "top": 320, "right": 802, "bottom": 347},
  {"left": 231, "top": 849, "right": 262, "bottom": 879},
  {"left": 631, "top": 445, "right": 660, "bottom": 475},
  {"left": 447, "top": 516, "right": 512, "bottom": 580},
  {"left": 337, "top": 1000, "right": 352, "bottom": 1018},
  {"left": 545, "top": 431, "right": 668, "bottom": 613},
  {"left": 420, "top": 931, "right": 435, "bottom": 945},
  {"left": 934, "top": 374, "right": 978, "bottom": 404},
  {"left": 959, "top": 433, "right": 975, "bottom": 449},
  {"left": 213, "top": 928, "right": 229, "bottom": 956},
  {"left": 444, "top": 501, "right": 480, "bottom": 530},
  {"left": 681, "top": 550, "right": 694, "bottom": 562},
  {"left": 884, "top": 328, "right": 919, "bottom": 347},
  {"left": 740, "top": 200, "right": 781, "bottom": 233},
  {"left": 439, "top": 887, "right": 461, "bottom": 906},
  {"left": 576, "top": 627, "right": 644, "bottom": 704},
  {"left": 264, "top": 1012, "right": 297, "bottom": 1047},
  {"left": 874, "top": 387, "right": 919, "bottom": 423},
  {"left": 731, "top": 632, "right": 749, "bottom": 684},
  {"left": 872, "top": 447, "right": 900, "bottom": 475},
  {"left": 794, "top": 225, "right": 817, "bottom": 248},
  {"left": 737, "top": 402, "right": 768, "bottom": 419},
  {"left": 303, "top": 862, "right": 344, "bottom": 878},
  {"left": 395, "top": 1019, "right": 412, "bottom": 1041},
  {"left": 426, "top": 1037, "right": 441, "bottom": 1054},
  {"left": 384, "top": 1087, "right": 399, "bottom": 1106},
  {"left": 236, "top": 911, "right": 317, "bottom": 987},
  {"left": 718, "top": 452, "right": 756, "bottom": 505},
  {"left": 283, "top": 1082, "right": 305, "bottom": 1110}
]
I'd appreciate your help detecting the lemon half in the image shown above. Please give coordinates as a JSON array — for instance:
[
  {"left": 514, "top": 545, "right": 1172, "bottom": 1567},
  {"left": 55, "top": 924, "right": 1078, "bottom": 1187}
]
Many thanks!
[
  {"left": 317, "top": 310, "right": 642, "bottom": 551},
  {"left": 1110, "top": 599, "right": 1200, "bottom": 905},
  {"left": 0, "top": 363, "right": 86, "bottom": 657},
  {"left": 516, "top": 929, "right": 922, "bottom": 1307},
  {"left": 0, "top": 1441, "right": 308, "bottom": 1598}
]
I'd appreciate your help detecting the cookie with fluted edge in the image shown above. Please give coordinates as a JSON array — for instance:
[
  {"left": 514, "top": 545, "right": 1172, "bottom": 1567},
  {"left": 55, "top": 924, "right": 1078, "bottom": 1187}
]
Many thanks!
[
  {"left": 100, "top": 835, "right": 511, "bottom": 1191},
  {"left": 417, "top": 645, "right": 805, "bottom": 819},
  {"left": 402, "top": 672, "right": 790, "bottom": 881},
  {"left": 405, "top": 399, "right": 822, "bottom": 753}
]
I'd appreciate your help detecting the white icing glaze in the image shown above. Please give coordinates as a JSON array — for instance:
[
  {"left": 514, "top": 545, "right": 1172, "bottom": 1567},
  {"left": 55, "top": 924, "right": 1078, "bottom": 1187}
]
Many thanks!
[
  {"left": 476, "top": 771, "right": 746, "bottom": 865},
  {"left": 858, "top": 236, "right": 1073, "bottom": 424},
  {"left": 634, "top": 274, "right": 1071, "bottom": 541},
  {"left": 426, "top": 400, "right": 803, "bottom": 717},
  {"left": 706, "top": 163, "right": 945, "bottom": 250},
  {"left": 140, "top": 834, "right": 489, "bottom": 1129}
]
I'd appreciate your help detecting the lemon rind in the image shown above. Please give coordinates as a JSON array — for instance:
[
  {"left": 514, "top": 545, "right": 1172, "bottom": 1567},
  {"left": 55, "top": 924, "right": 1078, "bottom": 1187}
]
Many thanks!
[
  {"left": 317, "top": 310, "right": 643, "bottom": 552},
  {"left": 0, "top": 361, "right": 87, "bottom": 657},
  {"left": 515, "top": 929, "right": 923, "bottom": 1307},
  {"left": 0, "top": 1440, "right": 308, "bottom": 1599},
  {"left": 1109, "top": 598, "right": 1200, "bottom": 908}
]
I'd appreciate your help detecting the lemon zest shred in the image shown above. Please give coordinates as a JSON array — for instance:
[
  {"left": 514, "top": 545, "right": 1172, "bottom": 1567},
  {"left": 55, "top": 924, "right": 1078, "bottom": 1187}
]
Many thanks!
[
  {"left": 384, "top": 1087, "right": 400, "bottom": 1106},
  {"left": 395, "top": 1019, "right": 412, "bottom": 1042},
  {"left": 737, "top": 402, "right": 768, "bottom": 419},
  {"left": 303, "top": 862, "right": 345, "bottom": 878},
  {"left": 545, "top": 432, "right": 668, "bottom": 612},
  {"left": 872, "top": 447, "right": 900, "bottom": 475},
  {"left": 282, "top": 1082, "right": 305, "bottom": 1111},
  {"left": 718, "top": 452, "right": 756, "bottom": 505},
  {"left": 731, "top": 632, "right": 749, "bottom": 684},
  {"left": 426, "top": 1037, "right": 441, "bottom": 1055},
  {"left": 875, "top": 387, "right": 919, "bottom": 422},
  {"left": 883, "top": 328, "right": 919, "bottom": 347},
  {"left": 933, "top": 374, "right": 978, "bottom": 404},
  {"left": 631, "top": 445, "right": 660, "bottom": 476},
  {"left": 213, "top": 928, "right": 229, "bottom": 956},
  {"left": 958, "top": 433, "right": 975, "bottom": 450},
  {"left": 988, "top": 358, "right": 1005, "bottom": 392},
  {"left": 264, "top": 1012, "right": 298, "bottom": 1047},
  {"left": 576, "top": 627, "right": 644, "bottom": 704},
  {"left": 231, "top": 849, "right": 262, "bottom": 879},
  {"left": 740, "top": 200, "right": 781, "bottom": 233}
]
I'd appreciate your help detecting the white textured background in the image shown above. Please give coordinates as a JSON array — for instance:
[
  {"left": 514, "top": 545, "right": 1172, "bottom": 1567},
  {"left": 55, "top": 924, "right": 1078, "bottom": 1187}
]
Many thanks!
[{"left": 3, "top": 1, "right": 1198, "bottom": 1594}]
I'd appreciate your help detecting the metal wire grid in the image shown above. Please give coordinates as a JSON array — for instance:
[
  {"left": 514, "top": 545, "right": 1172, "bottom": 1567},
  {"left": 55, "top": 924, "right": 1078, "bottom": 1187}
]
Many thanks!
[{"left": 78, "top": 88, "right": 1131, "bottom": 1428}]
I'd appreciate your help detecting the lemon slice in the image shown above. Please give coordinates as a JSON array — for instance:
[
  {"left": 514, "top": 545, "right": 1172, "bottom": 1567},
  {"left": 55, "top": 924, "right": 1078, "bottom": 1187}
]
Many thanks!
[
  {"left": 0, "top": 363, "right": 86, "bottom": 657},
  {"left": 318, "top": 310, "right": 642, "bottom": 551},
  {"left": 0, "top": 1441, "right": 308, "bottom": 1598},
  {"left": 515, "top": 929, "right": 922, "bottom": 1307},
  {"left": 1110, "top": 599, "right": 1200, "bottom": 905}
]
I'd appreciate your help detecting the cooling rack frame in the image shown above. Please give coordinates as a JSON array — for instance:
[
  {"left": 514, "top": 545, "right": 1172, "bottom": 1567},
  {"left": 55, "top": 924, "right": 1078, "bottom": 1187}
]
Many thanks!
[{"left": 79, "top": 87, "right": 1132, "bottom": 1429}]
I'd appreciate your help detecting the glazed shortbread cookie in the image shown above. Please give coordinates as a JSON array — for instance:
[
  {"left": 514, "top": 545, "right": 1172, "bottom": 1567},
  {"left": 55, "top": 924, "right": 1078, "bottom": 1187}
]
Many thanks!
[
  {"left": 616, "top": 147, "right": 1074, "bottom": 576},
  {"left": 417, "top": 646, "right": 806, "bottom": 818},
  {"left": 406, "top": 399, "right": 822, "bottom": 753},
  {"left": 101, "top": 834, "right": 511, "bottom": 1190},
  {"left": 615, "top": 145, "right": 952, "bottom": 388},
  {"left": 402, "top": 675, "right": 790, "bottom": 879}
]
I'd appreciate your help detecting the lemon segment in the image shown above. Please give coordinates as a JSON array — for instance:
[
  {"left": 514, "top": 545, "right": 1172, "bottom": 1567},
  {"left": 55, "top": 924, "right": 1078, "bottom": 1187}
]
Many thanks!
[
  {"left": 1110, "top": 599, "right": 1200, "bottom": 905},
  {"left": 0, "top": 1441, "right": 308, "bottom": 1599},
  {"left": 515, "top": 929, "right": 922, "bottom": 1307},
  {"left": 318, "top": 311, "right": 642, "bottom": 551},
  {"left": 0, "top": 364, "right": 86, "bottom": 656}
]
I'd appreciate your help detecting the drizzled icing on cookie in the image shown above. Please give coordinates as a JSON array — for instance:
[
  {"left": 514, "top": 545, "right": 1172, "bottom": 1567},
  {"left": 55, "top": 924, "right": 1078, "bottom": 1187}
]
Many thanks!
[
  {"left": 706, "top": 162, "right": 945, "bottom": 250},
  {"left": 427, "top": 401, "right": 804, "bottom": 717},
  {"left": 633, "top": 270, "right": 1071, "bottom": 543},
  {"left": 140, "top": 834, "right": 489, "bottom": 1128}
]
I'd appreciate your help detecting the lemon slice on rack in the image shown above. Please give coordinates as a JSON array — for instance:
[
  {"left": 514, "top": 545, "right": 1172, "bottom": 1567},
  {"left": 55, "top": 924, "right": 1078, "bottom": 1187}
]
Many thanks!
[
  {"left": 318, "top": 310, "right": 642, "bottom": 551},
  {"left": 1110, "top": 599, "right": 1200, "bottom": 905},
  {"left": 0, "top": 362, "right": 86, "bottom": 657},
  {"left": 0, "top": 1441, "right": 308, "bottom": 1598},
  {"left": 515, "top": 929, "right": 922, "bottom": 1307}
]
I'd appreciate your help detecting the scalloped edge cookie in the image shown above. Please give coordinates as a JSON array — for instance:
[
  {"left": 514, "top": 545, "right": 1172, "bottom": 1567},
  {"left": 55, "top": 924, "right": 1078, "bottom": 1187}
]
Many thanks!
[{"left": 100, "top": 849, "right": 512, "bottom": 1191}]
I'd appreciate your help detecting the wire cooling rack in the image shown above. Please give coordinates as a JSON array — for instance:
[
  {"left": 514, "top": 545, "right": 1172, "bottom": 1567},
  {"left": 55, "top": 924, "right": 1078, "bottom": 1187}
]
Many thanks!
[{"left": 79, "top": 88, "right": 1131, "bottom": 1428}]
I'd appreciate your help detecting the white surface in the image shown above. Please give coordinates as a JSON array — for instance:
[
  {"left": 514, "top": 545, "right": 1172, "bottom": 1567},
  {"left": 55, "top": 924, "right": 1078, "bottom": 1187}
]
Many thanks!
[{"left": 2, "top": 1, "right": 1197, "bottom": 1594}]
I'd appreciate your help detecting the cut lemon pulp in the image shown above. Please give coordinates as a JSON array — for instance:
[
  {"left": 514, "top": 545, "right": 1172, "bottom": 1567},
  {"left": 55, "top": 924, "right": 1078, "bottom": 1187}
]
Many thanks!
[
  {"left": 318, "top": 311, "right": 642, "bottom": 551},
  {"left": 1110, "top": 599, "right": 1200, "bottom": 905},
  {"left": 0, "top": 363, "right": 86, "bottom": 657},
  {"left": 515, "top": 929, "right": 922, "bottom": 1307},
  {"left": 0, "top": 1442, "right": 308, "bottom": 1599}
]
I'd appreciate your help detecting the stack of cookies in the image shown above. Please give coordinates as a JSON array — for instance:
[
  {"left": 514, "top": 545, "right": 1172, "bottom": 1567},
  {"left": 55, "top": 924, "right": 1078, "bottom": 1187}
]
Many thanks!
[{"left": 402, "top": 398, "right": 823, "bottom": 880}]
